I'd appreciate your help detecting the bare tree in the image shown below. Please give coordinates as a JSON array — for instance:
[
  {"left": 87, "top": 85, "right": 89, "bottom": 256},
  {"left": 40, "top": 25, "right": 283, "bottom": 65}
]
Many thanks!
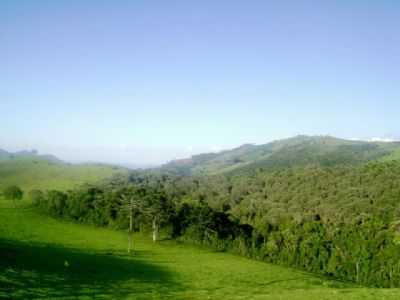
[
  {"left": 120, "top": 188, "right": 172, "bottom": 250},
  {"left": 147, "top": 192, "right": 173, "bottom": 243},
  {"left": 120, "top": 194, "right": 143, "bottom": 254},
  {"left": 152, "top": 215, "right": 159, "bottom": 243}
]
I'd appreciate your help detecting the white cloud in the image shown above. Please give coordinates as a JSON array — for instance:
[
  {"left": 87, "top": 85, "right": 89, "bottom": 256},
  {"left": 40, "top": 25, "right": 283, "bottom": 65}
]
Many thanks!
[
  {"left": 349, "top": 137, "right": 399, "bottom": 143},
  {"left": 368, "top": 137, "right": 398, "bottom": 143}
]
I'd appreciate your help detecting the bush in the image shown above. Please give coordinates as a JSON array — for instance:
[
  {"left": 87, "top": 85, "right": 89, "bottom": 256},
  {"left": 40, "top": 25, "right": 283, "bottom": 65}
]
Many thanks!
[{"left": 3, "top": 185, "right": 23, "bottom": 202}]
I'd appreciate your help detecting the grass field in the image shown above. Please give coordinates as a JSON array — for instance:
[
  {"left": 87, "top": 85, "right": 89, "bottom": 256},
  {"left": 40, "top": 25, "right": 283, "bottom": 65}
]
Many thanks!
[
  {"left": 0, "top": 157, "right": 126, "bottom": 192},
  {"left": 1, "top": 200, "right": 400, "bottom": 299}
]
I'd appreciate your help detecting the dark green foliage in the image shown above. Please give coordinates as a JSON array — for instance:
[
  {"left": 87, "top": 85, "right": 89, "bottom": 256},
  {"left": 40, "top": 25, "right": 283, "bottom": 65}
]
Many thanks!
[
  {"left": 35, "top": 160, "right": 400, "bottom": 287},
  {"left": 3, "top": 185, "right": 23, "bottom": 201}
]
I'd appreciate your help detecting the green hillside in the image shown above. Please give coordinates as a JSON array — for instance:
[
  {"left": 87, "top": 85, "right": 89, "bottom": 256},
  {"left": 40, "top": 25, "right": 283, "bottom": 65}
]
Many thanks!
[
  {"left": 161, "top": 136, "right": 400, "bottom": 175},
  {"left": 4, "top": 137, "right": 400, "bottom": 298},
  {"left": 31, "top": 159, "right": 400, "bottom": 288},
  {"left": 380, "top": 148, "right": 400, "bottom": 162},
  {"left": 0, "top": 155, "right": 126, "bottom": 192},
  {"left": 2, "top": 200, "right": 400, "bottom": 299}
]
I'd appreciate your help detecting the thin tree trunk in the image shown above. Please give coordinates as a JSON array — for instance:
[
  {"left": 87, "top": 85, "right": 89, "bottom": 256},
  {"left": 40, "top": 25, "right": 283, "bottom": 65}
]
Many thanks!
[
  {"left": 152, "top": 216, "right": 159, "bottom": 242},
  {"left": 356, "top": 261, "right": 359, "bottom": 282},
  {"left": 128, "top": 198, "right": 133, "bottom": 254}
]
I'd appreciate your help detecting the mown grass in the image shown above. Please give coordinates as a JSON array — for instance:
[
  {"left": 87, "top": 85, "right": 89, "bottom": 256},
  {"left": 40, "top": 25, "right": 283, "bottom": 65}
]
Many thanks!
[
  {"left": 0, "top": 157, "right": 126, "bottom": 191},
  {"left": 1, "top": 200, "right": 400, "bottom": 299}
]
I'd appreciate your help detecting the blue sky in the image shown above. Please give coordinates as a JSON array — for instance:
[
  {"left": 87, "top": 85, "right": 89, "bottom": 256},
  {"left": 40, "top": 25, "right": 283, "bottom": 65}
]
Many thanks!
[{"left": 1, "top": 1, "right": 399, "bottom": 164}]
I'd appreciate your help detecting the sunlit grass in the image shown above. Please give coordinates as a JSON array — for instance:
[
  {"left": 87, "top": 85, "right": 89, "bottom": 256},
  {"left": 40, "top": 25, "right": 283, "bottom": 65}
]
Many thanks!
[
  {"left": 0, "top": 157, "right": 126, "bottom": 191},
  {"left": 1, "top": 200, "right": 400, "bottom": 299}
]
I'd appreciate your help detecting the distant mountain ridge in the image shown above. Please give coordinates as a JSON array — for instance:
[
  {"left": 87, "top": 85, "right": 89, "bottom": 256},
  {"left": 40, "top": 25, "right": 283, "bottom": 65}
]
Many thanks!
[{"left": 161, "top": 135, "right": 400, "bottom": 175}]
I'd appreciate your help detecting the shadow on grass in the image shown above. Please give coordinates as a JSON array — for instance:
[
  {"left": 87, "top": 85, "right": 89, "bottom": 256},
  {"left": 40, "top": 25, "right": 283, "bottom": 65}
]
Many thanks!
[{"left": 0, "top": 239, "right": 183, "bottom": 299}]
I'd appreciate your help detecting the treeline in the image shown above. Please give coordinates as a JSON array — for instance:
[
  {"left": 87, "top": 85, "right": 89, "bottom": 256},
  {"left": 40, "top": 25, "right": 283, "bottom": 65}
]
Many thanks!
[{"left": 32, "top": 161, "right": 400, "bottom": 287}]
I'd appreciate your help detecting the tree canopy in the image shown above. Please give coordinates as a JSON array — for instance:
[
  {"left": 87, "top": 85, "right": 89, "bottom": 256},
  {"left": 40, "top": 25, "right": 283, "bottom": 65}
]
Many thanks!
[{"left": 3, "top": 185, "right": 23, "bottom": 201}]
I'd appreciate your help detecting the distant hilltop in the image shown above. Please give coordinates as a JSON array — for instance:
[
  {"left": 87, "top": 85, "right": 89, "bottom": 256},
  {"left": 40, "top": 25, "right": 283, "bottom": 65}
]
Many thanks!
[
  {"left": 0, "top": 148, "right": 152, "bottom": 170},
  {"left": 161, "top": 135, "right": 400, "bottom": 175},
  {"left": 0, "top": 148, "right": 63, "bottom": 163}
]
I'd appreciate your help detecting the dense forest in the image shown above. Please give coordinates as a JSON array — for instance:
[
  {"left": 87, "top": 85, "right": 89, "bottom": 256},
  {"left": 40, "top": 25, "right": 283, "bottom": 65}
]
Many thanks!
[{"left": 30, "top": 158, "right": 400, "bottom": 287}]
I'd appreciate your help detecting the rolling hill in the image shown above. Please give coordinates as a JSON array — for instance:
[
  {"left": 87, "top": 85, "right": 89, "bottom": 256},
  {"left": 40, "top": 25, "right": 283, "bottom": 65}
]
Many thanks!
[
  {"left": 0, "top": 149, "right": 127, "bottom": 192},
  {"left": 161, "top": 135, "right": 400, "bottom": 175}
]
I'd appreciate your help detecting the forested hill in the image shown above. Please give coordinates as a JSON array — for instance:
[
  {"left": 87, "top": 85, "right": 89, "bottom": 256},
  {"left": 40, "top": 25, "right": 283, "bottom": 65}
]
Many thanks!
[
  {"left": 35, "top": 159, "right": 400, "bottom": 287},
  {"left": 19, "top": 136, "right": 400, "bottom": 287},
  {"left": 161, "top": 135, "right": 400, "bottom": 175}
]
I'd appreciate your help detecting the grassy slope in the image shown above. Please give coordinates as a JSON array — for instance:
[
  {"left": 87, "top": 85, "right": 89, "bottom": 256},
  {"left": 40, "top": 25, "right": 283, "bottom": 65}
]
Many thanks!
[
  {"left": 1, "top": 201, "right": 400, "bottom": 299},
  {"left": 0, "top": 157, "right": 126, "bottom": 191}
]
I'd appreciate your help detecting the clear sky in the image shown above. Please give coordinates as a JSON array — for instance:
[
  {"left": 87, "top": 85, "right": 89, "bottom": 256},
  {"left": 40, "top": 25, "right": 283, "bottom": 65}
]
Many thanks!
[{"left": 1, "top": 1, "right": 399, "bottom": 165}]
